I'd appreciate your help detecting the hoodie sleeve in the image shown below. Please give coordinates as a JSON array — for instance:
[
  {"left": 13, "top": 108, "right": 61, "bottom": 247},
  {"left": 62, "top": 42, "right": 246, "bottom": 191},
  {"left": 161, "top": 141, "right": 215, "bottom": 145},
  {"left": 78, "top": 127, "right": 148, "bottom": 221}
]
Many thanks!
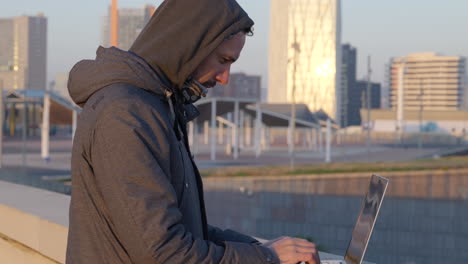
[
  {"left": 208, "top": 225, "right": 261, "bottom": 245},
  {"left": 91, "top": 100, "right": 279, "bottom": 264}
]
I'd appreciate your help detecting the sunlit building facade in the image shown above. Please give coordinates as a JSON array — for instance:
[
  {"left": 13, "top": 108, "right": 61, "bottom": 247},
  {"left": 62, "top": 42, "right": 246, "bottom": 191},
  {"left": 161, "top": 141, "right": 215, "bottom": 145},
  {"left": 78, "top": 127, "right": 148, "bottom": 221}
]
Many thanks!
[
  {"left": 268, "top": 0, "right": 342, "bottom": 123},
  {"left": 389, "top": 53, "right": 466, "bottom": 111},
  {"left": 0, "top": 14, "right": 47, "bottom": 90}
]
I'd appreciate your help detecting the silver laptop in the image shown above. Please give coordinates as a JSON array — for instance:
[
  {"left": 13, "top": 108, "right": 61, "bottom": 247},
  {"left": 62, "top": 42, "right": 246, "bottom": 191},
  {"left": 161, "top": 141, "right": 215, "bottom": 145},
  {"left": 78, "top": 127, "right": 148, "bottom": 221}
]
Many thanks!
[{"left": 304, "top": 174, "right": 389, "bottom": 264}]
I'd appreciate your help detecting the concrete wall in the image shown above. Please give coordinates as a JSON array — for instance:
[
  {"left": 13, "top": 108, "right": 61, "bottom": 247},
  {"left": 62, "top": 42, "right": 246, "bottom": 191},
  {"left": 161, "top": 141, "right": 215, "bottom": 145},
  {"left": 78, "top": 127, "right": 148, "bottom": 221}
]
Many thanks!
[
  {"left": 2, "top": 169, "right": 467, "bottom": 263},
  {"left": 204, "top": 170, "right": 468, "bottom": 264},
  {"left": 0, "top": 180, "right": 348, "bottom": 263},
  {"left": 0, "top": 181, "right": 69, "bottom": 264}
]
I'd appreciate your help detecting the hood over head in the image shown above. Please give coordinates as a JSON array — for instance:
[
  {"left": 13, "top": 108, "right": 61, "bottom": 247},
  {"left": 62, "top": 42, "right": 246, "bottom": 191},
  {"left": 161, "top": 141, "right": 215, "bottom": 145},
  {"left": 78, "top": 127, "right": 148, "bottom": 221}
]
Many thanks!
[
  {"left": 129, "top": 0, "right": 254, "bottom": 89},
  {"left": 67, "top": 0, "right": 253, "bottom": 108},
  {"left": 68, "top": 47, "right": 171, "bottom": 107}
]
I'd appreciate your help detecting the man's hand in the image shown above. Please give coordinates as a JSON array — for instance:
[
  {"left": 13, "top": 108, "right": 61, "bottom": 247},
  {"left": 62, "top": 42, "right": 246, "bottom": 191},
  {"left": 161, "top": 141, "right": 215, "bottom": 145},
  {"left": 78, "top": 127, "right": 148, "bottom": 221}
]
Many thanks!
[{"left": 263, "top": 236, "right": 321, "bottom": 264}]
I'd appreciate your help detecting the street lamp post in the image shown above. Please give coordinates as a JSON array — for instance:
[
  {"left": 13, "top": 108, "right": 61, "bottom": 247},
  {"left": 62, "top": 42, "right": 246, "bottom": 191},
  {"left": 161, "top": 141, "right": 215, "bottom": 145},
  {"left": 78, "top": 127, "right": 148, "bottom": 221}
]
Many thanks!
[
  {"left": 22, "top": 91, "right": 27, "bottom": 168},
  {"left": 366, "top": 56, "right": 372, "bottom": 160},
  {"left": 418, "top": 78, "right": 424, "bottom": 150},
  {"left": 396, "top": 61, "right": 408, "bottom": 144},
  {"left": 289, "top": 28, "right": 300, "bottom": 171},
  {"left": 41, "top": 91, "right": 50, "bottom": 161}
]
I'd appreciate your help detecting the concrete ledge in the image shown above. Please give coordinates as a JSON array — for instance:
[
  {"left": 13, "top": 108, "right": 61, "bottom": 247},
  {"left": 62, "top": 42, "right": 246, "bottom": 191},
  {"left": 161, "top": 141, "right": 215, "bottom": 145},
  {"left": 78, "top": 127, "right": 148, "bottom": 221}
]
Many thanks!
[
  {"left": 0, "top": 180, "right": 350, "bottom": 263},
  {"left": 0, "top": 232, "right": 60, "bottom": 264},
  {"left": 0, "top": 181, "right": 69, "bottom": 263}
]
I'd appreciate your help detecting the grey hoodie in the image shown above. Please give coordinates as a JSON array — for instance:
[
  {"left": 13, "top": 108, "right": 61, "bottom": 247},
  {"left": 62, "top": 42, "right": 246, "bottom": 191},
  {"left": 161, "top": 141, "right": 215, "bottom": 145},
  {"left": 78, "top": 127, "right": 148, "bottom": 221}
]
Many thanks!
[{"left": 66, "top": 0, "right": 279, "bottom": 263}]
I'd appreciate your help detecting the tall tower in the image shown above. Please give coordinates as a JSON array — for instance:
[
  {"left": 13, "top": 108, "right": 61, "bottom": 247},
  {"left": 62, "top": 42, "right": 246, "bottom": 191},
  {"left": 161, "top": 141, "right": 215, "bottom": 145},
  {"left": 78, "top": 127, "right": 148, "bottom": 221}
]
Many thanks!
[
  {"left": 341, "top": 44, "right": 357, "bottom": 127},
  {"left": 0, "top": 14, "right": 47, "bottom": 90},
  {"left": 268, "top": 0, "right": 342, "bottom": 123},
  {"left": 102, "top": 2, "right": 156, "bottom": 50},
  {"left": 111, "top": 0, "right": 119, "bottom": 47}
]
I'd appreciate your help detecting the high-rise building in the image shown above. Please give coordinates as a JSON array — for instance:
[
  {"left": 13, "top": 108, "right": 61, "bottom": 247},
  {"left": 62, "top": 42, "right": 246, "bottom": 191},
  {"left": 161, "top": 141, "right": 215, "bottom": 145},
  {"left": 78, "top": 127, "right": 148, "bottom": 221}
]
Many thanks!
[
  {"left": 340, "top": 44, "right": 357, "bottom": 127},
  {"left": 381, "top": 62, "right": 391, "bottom": 109},
  {"left": 389, "top": 53, "right": 466, "bottom": 111},
  {"left": 465, "top": 84, "right": 468, "bottom": 110},
  {"left": 268, "top": 0, "right": 342, "bottom": 123},
  {"left": 209, "top": 73, "right": 261, "bottom": 101},
  {"left": 0, "top": 19, "right": 14, "bottom": 70},
  {"left": 357, "top": 80, "right": 381, "bottom": 109},
  {"left": 346, "top": 79, "right": 382, "bottom": 127},
  {"left": 101, "top": 5, "right": 156, "bottom": 50},
  {"left": 0, "top": 14, "right": 47, "bottom": 90}
]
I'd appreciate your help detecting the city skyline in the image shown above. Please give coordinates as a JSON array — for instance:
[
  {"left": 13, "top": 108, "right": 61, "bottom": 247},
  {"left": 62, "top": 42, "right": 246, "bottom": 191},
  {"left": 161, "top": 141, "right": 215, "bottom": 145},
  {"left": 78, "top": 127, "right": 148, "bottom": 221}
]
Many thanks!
[
  {"left": 2, "top": 4, "right": 468, "bottom": 264},
  {"left": 1, "top": 0, "right": 468, "bottom": 90}
]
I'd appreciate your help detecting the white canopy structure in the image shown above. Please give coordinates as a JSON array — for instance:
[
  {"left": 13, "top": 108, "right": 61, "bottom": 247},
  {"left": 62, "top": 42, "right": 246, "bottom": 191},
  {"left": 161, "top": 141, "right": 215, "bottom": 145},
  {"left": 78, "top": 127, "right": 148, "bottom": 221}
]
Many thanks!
[
  {"left": 194, "top": 98, "right": 327, "bottom": 161},
  {"left": 3, "top": 90, "right": 80, "bottom": 162}
]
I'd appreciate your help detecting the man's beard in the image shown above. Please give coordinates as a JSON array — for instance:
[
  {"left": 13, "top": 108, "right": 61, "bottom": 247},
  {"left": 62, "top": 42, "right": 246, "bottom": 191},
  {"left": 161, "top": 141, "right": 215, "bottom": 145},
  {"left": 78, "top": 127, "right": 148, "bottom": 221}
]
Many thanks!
[{"left": 203, "top": 80, "right": 216, "bottom": 88}]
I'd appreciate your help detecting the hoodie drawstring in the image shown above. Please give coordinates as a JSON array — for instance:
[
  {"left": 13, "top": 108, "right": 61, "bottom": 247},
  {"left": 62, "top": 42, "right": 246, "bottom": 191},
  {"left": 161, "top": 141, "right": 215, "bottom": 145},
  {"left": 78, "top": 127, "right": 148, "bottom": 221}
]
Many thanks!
[
  {"left": 165, "top": 89, "right": 184, "bottom": 141},
  {"left": 165, "top": 90, "right": 176, "bottom": 125}
]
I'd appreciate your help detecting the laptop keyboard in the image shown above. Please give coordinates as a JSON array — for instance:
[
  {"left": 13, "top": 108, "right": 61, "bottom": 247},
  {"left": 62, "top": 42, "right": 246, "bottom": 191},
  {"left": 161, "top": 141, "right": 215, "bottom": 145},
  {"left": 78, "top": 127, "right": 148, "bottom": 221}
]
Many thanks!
[{"left": 300, "top": 260, "right": 346, "bottom": 264}]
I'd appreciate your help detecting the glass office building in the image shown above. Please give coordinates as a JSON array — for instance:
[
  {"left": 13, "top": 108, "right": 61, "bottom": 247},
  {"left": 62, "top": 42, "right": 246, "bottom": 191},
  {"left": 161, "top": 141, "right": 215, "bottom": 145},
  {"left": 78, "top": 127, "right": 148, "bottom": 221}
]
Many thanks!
[{"left": 269, "top": 0, "right": 342, "bottom": 123}]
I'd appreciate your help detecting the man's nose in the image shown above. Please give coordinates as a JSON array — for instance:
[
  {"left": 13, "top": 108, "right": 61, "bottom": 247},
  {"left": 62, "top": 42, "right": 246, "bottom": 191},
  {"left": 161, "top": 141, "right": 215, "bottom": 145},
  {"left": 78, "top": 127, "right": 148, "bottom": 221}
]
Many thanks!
[{"left": 215, "top": 67, "right": 230, "bottom": 85}]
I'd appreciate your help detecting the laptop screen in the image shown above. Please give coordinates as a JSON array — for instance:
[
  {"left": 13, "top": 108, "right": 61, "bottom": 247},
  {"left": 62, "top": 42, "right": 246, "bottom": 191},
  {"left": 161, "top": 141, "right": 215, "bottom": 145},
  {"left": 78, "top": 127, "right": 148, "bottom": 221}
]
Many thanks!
[{"left": 344, "top": 174, "right": 389, "bottom": 264}]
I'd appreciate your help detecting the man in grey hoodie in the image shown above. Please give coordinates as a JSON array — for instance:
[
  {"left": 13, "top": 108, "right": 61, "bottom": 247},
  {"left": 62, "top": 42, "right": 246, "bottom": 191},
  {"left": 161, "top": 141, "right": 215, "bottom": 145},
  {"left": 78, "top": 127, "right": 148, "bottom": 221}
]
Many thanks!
[{"left": 66, "top": 0, "right": 320, "bottom": 263}]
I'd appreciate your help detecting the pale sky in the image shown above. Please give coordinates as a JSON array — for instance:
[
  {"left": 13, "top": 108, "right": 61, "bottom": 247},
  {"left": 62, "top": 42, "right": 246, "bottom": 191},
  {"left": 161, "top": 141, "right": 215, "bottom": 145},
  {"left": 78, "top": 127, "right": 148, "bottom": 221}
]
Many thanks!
[{"left": 1, "top": 0, "right": 467, "bottom": 89}]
